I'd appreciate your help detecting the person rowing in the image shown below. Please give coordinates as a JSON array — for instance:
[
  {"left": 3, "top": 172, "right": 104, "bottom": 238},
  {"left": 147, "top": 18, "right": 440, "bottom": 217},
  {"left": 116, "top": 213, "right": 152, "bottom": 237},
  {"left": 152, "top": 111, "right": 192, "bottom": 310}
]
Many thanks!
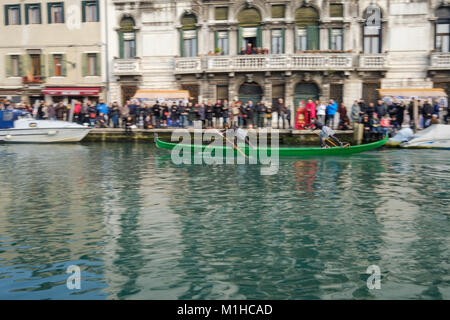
[
  {"left": 306, "top": 120, "right": 346, "bottom": 148},
  {"left": 220, "top": 122, "right": 253, "bottom": 147}
]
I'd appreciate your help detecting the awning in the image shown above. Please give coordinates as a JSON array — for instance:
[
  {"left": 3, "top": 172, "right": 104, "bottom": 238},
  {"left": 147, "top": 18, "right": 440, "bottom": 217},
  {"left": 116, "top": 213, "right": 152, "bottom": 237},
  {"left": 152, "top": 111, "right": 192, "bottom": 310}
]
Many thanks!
[
  {"left": 378, "top": 88, "right": 448, "bottom": 98},
  {"left": 43, "top": 87, "right": 101, "bottom": 96},
  {"left": 133, "top": 90, "right": 190, "bottom": 101}
]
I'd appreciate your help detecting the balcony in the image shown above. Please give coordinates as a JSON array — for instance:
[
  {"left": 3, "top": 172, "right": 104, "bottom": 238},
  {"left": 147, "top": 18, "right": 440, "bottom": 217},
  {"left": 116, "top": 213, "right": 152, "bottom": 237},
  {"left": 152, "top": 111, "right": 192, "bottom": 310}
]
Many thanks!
[
  {"left": 174, "top": 53, "right": 354, "bottom": 74},
  {"left": 358, "top": 54, "right": 388, "bottom": 70},
  {"left": 429, "top": 52, "right": 450, "bottom": 70},
  {"left": 173, "top": 57, "right": 202, "bottom": 74},
  {"left": 112, "top": 58, "right": 142, "bottom": 76}
]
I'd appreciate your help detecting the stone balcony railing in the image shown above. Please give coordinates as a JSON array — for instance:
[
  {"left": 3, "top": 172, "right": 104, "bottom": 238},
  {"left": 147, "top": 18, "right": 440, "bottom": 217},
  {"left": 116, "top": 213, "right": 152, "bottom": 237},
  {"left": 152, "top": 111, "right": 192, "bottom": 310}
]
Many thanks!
[
  {"left": 112, "top": 58, "right": 142, "bottom": 76},
  {"left": 174, "top": 53, "right": 354, "bottom": 74},
  {"left": 358, "top": 54, "right": 388, "bottom": 70},
  {"left": 429, "top": 52, "right": 450, "bottom": 70}
]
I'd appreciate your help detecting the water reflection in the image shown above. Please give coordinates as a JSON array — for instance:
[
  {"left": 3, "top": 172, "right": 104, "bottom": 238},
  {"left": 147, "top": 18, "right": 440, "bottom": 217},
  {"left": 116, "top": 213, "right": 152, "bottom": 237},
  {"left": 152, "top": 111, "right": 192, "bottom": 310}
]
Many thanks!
[{"left": 0, "top": 144, "right": 448, "bottom": 299}]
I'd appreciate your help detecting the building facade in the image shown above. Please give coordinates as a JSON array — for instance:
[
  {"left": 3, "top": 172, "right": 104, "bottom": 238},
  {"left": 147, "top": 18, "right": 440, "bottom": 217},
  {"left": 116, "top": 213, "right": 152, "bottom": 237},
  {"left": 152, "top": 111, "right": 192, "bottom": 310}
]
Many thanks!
[
  {"left": 0, "top": 0, "right": 107, "bottom": 105},
  {"left": 107, "top": 0, "right": 450, "bottom": 112}
]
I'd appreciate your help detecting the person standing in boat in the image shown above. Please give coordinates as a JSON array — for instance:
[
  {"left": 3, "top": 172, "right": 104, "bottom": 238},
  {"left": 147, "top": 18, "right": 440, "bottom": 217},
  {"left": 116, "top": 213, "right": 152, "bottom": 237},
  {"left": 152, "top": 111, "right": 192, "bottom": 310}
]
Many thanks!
[
  {"left": 221, "top": 122, "right": 251, "bottom": 147},
  {"left": 306, "top": 120, "right": 344, "bottom": 148}
]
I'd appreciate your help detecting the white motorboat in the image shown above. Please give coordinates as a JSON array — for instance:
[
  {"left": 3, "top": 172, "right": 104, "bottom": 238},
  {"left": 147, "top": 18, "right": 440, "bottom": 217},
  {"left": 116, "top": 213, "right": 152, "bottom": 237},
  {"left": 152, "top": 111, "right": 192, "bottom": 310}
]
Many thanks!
[
  {"left": 0, "top": 109, "right": 91, "bottom": 143},
  {"left": 400, "top": 124, "right": 450, "bottom": 149}
]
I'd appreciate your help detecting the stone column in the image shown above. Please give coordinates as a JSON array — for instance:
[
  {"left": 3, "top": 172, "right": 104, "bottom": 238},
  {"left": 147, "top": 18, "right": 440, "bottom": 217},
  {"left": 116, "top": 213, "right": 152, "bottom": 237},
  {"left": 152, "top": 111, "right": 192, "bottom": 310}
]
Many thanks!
[
  {"left": 228, "top": 73, "right": 237, "bottom": 101},
  {"left": 284, "top": 74, "right": 294, "bottom": 110},
  {"left": 263, "top": 75, "right": 272, "bottom": 104},
  {"left": 343, "top": 77, "right": 363, "bottom": 110},
  {"left": 229, "top": 26, "right": 238, "bottom": 55},
  {"left": 285, "top": 23, "right": 295, "bottom": 54}
]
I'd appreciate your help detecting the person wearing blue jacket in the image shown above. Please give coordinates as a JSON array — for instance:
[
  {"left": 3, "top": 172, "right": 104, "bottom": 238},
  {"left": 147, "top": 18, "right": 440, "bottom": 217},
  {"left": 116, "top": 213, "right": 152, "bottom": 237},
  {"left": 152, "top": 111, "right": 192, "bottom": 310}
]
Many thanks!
[{"left": 326, "top": 99, "right": 338, "bottom": 129}]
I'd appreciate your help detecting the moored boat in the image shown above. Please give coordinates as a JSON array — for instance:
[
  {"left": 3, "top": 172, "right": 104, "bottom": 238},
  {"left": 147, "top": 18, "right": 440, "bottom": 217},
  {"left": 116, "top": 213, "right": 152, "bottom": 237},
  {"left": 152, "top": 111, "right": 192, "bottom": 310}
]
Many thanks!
[
  {"left": 155, "top": 134, "right": 388, "bottom": 156},
  {"left": 0, "top": 109, "right": 91, "bottom": 143}
]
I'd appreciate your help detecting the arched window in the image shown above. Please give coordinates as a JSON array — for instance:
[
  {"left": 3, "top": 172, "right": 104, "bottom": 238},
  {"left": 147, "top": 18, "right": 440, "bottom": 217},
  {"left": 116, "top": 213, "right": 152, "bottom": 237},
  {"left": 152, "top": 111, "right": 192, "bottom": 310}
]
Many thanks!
[
  {"left": 436, "top": 7, "right": 450, "bottom": 52},
  {"left": 180, "top": 13, "right": 198, "bottom": 57},
  {"left": 363, "top": 6, "right": 382, "bottom": 54},
  {"left": 237, "top": 8, "right": 263, "bottom": 54},
  {"left": 119, "top": 17, "right": 136, "bottom": 59},
  {"left": 294, "top": 7, "right": 320, "bottom": 52}
]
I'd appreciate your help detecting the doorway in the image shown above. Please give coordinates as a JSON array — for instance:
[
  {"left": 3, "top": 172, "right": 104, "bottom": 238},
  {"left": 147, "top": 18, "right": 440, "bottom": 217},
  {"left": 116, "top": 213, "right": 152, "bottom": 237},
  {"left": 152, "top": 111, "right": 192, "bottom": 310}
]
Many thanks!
[
  {"left": 294, "top": 82, "right": 319, "bottom": 107},
  {"left": 238, "top": 82, "right": 263, "bottom": 105}
]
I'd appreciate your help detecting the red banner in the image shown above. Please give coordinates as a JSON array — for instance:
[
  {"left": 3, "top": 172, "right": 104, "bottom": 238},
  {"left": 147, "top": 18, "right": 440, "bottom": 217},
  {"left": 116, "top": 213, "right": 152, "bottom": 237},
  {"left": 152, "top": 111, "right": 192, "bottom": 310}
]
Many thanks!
[{"left": 43, "top": 87, "right": 101, "bottom": 96}]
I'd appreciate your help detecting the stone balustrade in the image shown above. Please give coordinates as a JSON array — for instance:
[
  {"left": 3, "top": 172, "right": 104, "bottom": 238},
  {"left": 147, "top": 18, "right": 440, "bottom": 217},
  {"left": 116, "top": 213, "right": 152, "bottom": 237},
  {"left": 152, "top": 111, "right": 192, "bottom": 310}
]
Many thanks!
[{"left": 112, "top": 58, "right": 142, "bottom": 75}]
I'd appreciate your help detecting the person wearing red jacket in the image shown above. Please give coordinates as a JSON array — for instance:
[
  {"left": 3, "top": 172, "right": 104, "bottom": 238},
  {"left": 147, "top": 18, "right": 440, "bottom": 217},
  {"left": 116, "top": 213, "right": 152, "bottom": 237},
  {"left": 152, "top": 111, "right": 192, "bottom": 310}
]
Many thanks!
[{"left": 305, "top": 99, "right": 316, "bottom": 124}]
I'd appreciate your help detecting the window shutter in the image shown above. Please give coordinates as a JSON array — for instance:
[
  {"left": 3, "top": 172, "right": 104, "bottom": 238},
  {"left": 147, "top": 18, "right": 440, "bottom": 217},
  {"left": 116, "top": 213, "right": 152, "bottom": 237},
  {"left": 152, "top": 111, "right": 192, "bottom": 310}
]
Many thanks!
[
  {"left": 257, "top": 27, "right": 262, "bottom": 48},
  {"left": 307, "top": 26, "right": 319, "bottom": 50},
  {"left": 5, "top": 56, "right": 11, "bottom": 77},
  {"left": 23, "top": 55, "right": 31, "bottom": 77},
  {"left": 62, "top": 54, "right": 67, "bottom": 76},
  {"left": 179, "top": 29, "right": 184, "bottom": 57},
  {"left": 25, "top": 4, "right": 29, "bottom": 25},
  {"left": 18, "top": 55, "right": 23, "bottom": 76},
  {"left": 82, "top": 2, "right": 86, "bottom": 22},
  {"left": 119, "top": 32, "right": 124, "bottom": 58},
  {"left": 215, "top": 7, "right": 228, "bottom": 21},
  {"left": 294, "top": 26, "right": 299, "bottom": 52},
  {"left": 96, "top": 53, "right": 101, "bottom": 76},
  {"left": 329, "top": 28, "right": 332, "bottom": 50},
  {"left": 282, "top": 28, "right": 285, "bottom": 53},
  {"left": 195, "top": 29, "right": 198, "bottom": 56},
  {"left": 40, "top": 54, "right": 46, "bottom": 78},
  {"left": 61, "top": 3, "right": 65, "bottom": 23},
  {"left": 330, "top": 4, "right": 344, "bottom": 18},
  {"left": 214, "top": 30, "right": 218, "bottom": 50},
  {"left": 5, "top": 7, "right": 9, "bottom": 25},
  {"left": 47, "top": 3, "right": 51, "bottom": 23},
  {"left": 271, "top": 5, "right": 285, "bottom": 19},
  {"left": 95, "top": 0, "right": 99, "bottom": 22},
  {"left": 48, "top": 54, "right": 54, "bottom": 77},
  {"left": 82, "top": 53, "right": 88, "bottom": 77},
  {"left": 238, "top": 27, "right": 243, "bottom": 52}
]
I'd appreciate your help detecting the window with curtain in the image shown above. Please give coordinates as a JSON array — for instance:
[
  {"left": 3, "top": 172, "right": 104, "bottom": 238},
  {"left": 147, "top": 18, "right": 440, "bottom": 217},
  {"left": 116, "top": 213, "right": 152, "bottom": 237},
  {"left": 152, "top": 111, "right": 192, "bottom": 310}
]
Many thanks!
[
  {"left": 294, "top": 7, "right": 320, "bottom": 51},
  {"left": 271, "top": 29, "right": 284, "bottom": 54},
  {"left": 88, "top": 53, "right": 97, "bottom": 76},
  {"left": 183, "top": 30, "right": 198, "bottom": 57},
  {"left": 216, "top": 31, "right": 229, "bottom": 55},
  {"left": 48, "top": 3, "right": 64, "bottom": 24},
  {"left": 181, "top": 14, "right": 198, "bottom": 57},
  {"left": 11, "top": 56, "right": 20, "bottom": 77},
  {"left": 5, "top": 5, "right": 21, "bottom": 25},
  {"left": 119, "top": 17, "right": 136, "bottom": 59},
  {"left": 330, "top": 29, "right": 343, "bottom": 50},
  {"left": 436, "top": 7, "right": 450, "bottom": 52},
  {"left": 53, "top": 54, "right": 63, "bottom": 76},
  {"left": 296, "top": 29, "right": 307, "bottom": 51},
  {"left": 363, "top": 25, "right": 380, "bottom": 53},
  {"left": 26, "top": 4, "right": 41, "bottom": 24},
  {"left": 82, "top": 1, "right": 99, "bottom": 22},
  {"left": 436, "top": 24, "right": 450, "bottom": 52},
  {"left": 363, "top": 6, "right": 382, "bottom": 54}
]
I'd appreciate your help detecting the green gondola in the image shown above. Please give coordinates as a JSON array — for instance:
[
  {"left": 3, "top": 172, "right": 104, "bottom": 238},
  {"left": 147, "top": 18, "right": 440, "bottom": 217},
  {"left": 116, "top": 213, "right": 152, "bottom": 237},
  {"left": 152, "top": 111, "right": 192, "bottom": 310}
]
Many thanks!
[{"left": 155, "top": 134, "right": 388, "bottom": 157}]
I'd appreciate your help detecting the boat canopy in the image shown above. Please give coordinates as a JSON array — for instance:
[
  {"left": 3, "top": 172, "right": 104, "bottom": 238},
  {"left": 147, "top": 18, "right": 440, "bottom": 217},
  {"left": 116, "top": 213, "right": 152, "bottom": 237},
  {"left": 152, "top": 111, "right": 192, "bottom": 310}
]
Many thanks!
[
  {"left": 378, "top": 88, "right": 448, "bottom": 98},
  {"left": 0, "top": 109, "right": 30, "bottom": 129}
]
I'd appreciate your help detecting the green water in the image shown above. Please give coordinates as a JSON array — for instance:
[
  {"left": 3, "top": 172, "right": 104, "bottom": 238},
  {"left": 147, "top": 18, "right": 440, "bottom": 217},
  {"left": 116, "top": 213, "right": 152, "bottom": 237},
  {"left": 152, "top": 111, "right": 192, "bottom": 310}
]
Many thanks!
[{"left": 0, "top": 143, "right": 448, "bottom": 300}]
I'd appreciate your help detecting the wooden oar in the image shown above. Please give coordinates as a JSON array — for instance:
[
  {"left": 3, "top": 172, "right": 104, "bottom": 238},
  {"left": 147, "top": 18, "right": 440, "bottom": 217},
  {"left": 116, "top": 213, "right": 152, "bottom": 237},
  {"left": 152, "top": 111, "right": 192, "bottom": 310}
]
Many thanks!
[
  {"left": 216, "top": 129, "right": 248, "bottom": 159},
  {"left": 312, "top": 130, "right": 348, "bottom": 148}
]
